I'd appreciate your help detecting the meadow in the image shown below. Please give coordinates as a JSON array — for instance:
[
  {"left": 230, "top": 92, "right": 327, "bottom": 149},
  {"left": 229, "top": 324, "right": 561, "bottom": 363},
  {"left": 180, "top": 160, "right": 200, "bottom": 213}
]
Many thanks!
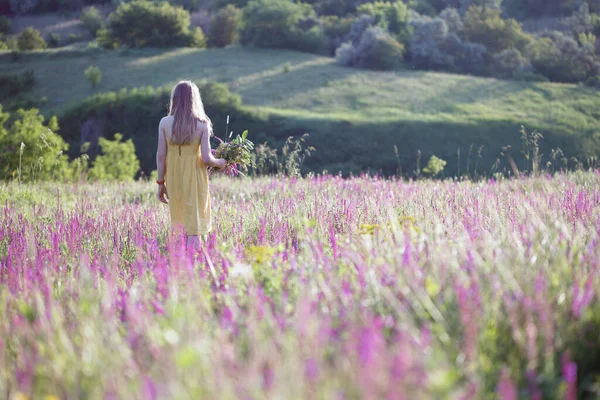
[
  {"left": 2, "top": 47, "right": 600, "bottom": 175},
  {"left": 1, "top": 172, "right": 600, "bottom": 399}
]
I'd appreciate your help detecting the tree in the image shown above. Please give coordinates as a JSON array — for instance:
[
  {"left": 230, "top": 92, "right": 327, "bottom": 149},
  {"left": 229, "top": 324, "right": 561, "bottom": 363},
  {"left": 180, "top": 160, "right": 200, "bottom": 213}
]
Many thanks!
[
  {"left": 240, "top": 0, "right": 326, "bottom": 53},
  {"left": 209, "top": 5, "right": 242, "bottom": 47},
  {"left": 84, "top": 65, "right": 102, "bottom": 88},
  {"left": 88, "top": 133, "right": 140, "bottom": 181},
  {"left": 97, "top": 0, "right": 206, "bottom": 48},
  {"left": 80, "top": 6, "right": 104, "bottom": 36},
  {"left": 462, "top": 5, "right": 532, "bottom": 54},
  {"left": 0, "top": 107, "right": 71, "bottom": 181},
  {"left": 356, "top": 1, "right": 411, "bottom": 43},
  {"left": 336, "top": 26, "right": 405, "bottom": 70},
  {"left": 17, "top": 27, "right": 47, "bottom": 51}
]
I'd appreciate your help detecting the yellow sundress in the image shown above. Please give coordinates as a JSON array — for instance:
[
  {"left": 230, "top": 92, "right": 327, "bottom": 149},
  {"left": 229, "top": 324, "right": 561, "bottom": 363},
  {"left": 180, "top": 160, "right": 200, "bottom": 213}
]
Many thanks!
[{"left": 165, "top": 140, "right": 212, "bottom": 235}]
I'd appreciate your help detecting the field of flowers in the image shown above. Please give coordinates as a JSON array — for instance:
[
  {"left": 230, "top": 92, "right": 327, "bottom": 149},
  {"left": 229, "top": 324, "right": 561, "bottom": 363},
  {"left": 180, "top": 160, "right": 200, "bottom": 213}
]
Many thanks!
[{"left": 1, "top": 172, "right": 600, "bottom": 399}]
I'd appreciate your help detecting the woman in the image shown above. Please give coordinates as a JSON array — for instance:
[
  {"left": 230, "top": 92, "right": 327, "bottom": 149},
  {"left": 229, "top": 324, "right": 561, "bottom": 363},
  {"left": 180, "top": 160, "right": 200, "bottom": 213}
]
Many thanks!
[{"left": 155, "top": 81, "right": 226, "bottom": 249}]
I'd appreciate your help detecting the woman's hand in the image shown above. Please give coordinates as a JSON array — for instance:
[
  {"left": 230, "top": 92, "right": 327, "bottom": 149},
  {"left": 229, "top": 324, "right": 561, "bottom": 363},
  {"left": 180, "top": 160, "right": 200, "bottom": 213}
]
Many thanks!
[
  {"left": 215, "top": 158, "right": 227, "bottom": 169},
  {"left": 157, "top": 184, "right": 169, "bottom": 204}
]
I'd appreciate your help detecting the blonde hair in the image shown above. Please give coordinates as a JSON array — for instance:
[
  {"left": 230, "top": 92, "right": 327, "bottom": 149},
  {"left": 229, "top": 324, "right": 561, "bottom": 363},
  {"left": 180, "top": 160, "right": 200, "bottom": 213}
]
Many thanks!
[{"left": 168, "top": 81, "right": 212, "bottom": 144}]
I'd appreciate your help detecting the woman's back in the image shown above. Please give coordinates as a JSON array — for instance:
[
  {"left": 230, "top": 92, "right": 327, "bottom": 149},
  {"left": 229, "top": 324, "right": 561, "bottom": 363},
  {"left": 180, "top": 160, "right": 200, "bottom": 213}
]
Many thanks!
[{"left": 162, "top": 116, "right": 212, "bottom": 235}]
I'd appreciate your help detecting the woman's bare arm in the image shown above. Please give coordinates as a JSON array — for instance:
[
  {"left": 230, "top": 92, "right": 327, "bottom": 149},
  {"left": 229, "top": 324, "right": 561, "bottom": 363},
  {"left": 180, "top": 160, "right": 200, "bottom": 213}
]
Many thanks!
[
  {"left": 156, "top": 117, "right": 168, "bottom": 181},
  {"left": 200, "top": 122, "right": 226, "bottom": 168}
]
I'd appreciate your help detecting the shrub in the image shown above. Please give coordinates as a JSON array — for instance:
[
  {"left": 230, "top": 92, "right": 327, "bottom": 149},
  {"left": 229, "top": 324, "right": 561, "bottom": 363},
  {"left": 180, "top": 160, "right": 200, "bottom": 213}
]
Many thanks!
[
  {"left": 88, "top": 133, "right": 140, "bottom": 181},
  {"left": 0, "top": 16, "right": 12, "bottom": 35},
  {"left": 17, "top": 27, "right": 47, "bottom": 51},
  {"left": 439, "top": 7, "right": 462, "bottom": 33},
  {"left": 209, "top": 5, "right": 242, "bottom": 47},
  {"left": 422, "top": 154, "right": 446, "bottom": 176},
  {"left": 462, "top": 5, "right": 532, "bottom": 54},
  {"left": 491, "top": 48, "right": 529, "bottom": 78},
  {"left": 343, "top": 14, "right": 374, "bottom": 45},
  {"left": 356, "top": 1, "right": 411, "bottom": 43},
  {"left": 48, "top": 33, "right": 61, "bottom": 47},
  {"left": 529, "top": 30, "right": 600, "bottom": 83},
  {"left": 80, "top": 6, "right": 104, "bottom": 36},
  {"left": 529, "top": 31, "right": 600, "bottom": 83},
  {"left": 0, "top": 70, "right": 36, "bottom": 102},
  {"left": 98, "top": 0, "right": 206, "bottom": 48},
  {"left": 240, "top": 0, "right": 326, "bottom": 53},
  {"left": 336, "top": 26, "right": 405, "bottom": 70},
  {"left": 321, "top": 15, "right": 353, "bottom": 54},
  {"left": 0, "top": 107, "right": 71, "bottom": 181},
  {"left": 84, "top": 65, "right": 102, "bottom": 88},
  {"left": 409, "top": 15, "right": 487, "bottom": 74}
]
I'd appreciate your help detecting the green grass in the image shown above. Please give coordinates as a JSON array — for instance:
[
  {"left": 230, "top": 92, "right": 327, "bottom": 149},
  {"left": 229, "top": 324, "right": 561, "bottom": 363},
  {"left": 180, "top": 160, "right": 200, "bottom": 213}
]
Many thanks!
[{"left": 1, "top": 46, "right": 599, "bottom": 175}]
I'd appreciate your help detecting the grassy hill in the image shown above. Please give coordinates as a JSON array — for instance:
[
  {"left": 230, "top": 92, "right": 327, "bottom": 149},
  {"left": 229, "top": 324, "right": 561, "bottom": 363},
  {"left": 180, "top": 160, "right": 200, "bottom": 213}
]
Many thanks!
[{"left": 1, "top": 46, "right": 600, "bottom": 176}]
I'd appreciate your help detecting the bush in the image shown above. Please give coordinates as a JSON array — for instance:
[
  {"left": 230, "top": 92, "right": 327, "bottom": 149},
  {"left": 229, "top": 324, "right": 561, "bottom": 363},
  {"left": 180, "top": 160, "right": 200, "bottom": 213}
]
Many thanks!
[
  {"left": 462, "top": 5, "right": 532, "bottom": 54},
  {"left": 343, "top": 14, "right": 374, "bottom": 45},
  {"left": 48, "top": 33, "right": 61, "bottom": 47},
  {"left": 84, "top": 65, "right": 102, "bottom": 88},
  {"left": 0, "top": 70, "right": 36, "bottom": 102},
  {"left": 529, "top": 30, "right": 600, "bottom": 84},
  {"left": 88, "top": 133, "right": 140, "bottom": 181},
  {"left": 336, "top": 26, "right": 405, "bottom": 70},
  {"left": 491, "top": 48, "right": 529, "bottom": 78},
  {"left": 409, "top": 15, "right": 488, "bottom": 74},
  {"left": 0, "top": 16, "right": 12, "bottom": 35},
  {"left": 355, "top": 1, "right": 411, "bottom": 43},
  {"left": 209, "top": 5, "right": 242, "bottom": 47},
  {"left": 240, "top": 0, "right": 326, "bottom": 53},
  {"left": 0, "top": 107, "right": 71, "bottom": 181},
  {"left": 422, "top": 154, "right": 446, "bottom": 176},
  {"left": 80, "top": 6, "right": 104, "bottom": 36},
  {"left": 439, "top": 7, "right": 462, "bottom": 33},
  {"left": 321, "top": 15, "right": 353, "bottom": 54},
  {"left": 98, "top": 0, "right": 206, "bottom": 48},
  {"left": 17, "top": 27, "right": 47, "bottom": 50}
]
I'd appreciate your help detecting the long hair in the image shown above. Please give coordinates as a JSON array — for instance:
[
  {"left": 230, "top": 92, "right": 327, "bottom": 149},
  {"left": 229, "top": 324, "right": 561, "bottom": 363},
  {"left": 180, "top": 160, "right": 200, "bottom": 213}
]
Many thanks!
[{"left": 168, "top": 81, "right": 212, "bottom": 144}]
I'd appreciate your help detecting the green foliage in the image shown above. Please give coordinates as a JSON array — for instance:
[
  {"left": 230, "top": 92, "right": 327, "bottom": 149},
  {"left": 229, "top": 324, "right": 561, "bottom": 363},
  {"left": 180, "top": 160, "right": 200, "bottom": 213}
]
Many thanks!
[
  {"left": 462, "top": 6, "right": 532, "bottom": 54},
  {"left": 321, "top": 15, "right": 353, "bottom": 54},
  {"left": 98, "top": 0, "right": 206, "bottom": 48},
  {"left": 84, "top": 65, "right": 102, "bottom": 88},
  {"left": 422, "top": 154, "right": 447, "bottom": 176},
  {"left": 59, "top": 82, "right": 264, "bottom": 175},
  {"left": 88, "top": 133, "right": 140, "bottom": 181},
  {"left": 240, "top": 0, "right": 326, "bottom": 54},
  {"left": 0, "top": 16, "right": 12, "bottom": 35},
  {"left": 355, "top": 1, "right": 411, "bottom": 43},
  {"left": 80, "top": 6, "right": 105, "bottom": 36},
  {"left": 48, "top": 33, "right": 61, "bottom": 47},
  {"left": 209, "top": 5, "right": 242, "bottom": 47},
  {"left": 336, "top": 26, "right": 405, "bottom": 70},
  {"left": 17, "top": 27, "right": 47, "bottom": 51},
  {"left": 528, "top": 31, "right": 600, "bottom": 84},
  {"left": 0, "top": 70, "right": 36, "bottom": 102},
  {"left": 0, "top": 107, "right": 71, "bottom": 181},
  {"left": 491, "top": 48, "right": 529, "bottom": 78},
  {"left": 409, "top": 16, "right": 488, "bottom": 74}
]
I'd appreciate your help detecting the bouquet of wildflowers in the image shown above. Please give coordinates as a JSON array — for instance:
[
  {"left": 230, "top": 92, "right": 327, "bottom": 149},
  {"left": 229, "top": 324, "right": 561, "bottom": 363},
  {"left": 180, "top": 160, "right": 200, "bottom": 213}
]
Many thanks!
[{"left": 210, "top": 130, "right": 254, "bottom": 177}]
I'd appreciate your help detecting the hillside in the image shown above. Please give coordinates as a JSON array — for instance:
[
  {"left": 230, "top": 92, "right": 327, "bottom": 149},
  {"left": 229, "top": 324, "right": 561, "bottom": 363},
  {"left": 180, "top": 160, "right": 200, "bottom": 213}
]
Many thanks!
[{"left": 1, "top": 47, "right": 600, "bottom": 175}]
